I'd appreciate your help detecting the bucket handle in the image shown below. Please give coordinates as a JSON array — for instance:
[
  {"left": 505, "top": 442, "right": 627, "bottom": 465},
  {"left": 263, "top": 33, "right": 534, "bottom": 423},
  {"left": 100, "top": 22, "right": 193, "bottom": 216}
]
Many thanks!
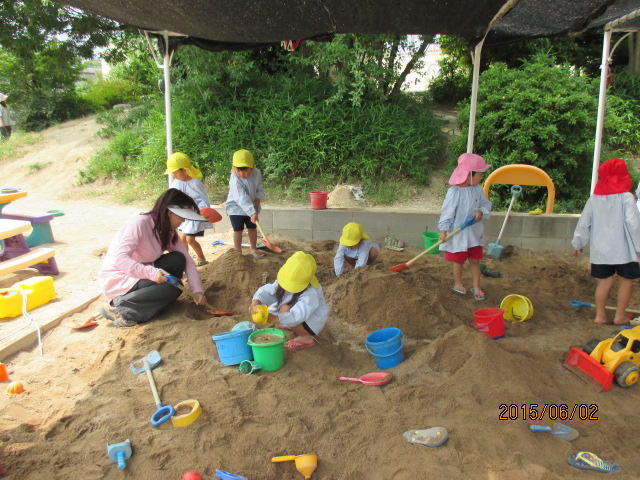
[{"left": 365, "top": 333, "right": 405, "bottom": 358}]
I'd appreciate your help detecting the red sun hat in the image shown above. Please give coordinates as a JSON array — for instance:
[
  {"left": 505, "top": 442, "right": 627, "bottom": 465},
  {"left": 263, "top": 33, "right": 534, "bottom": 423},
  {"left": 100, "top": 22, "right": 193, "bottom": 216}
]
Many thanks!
[{"left": 593, "top": 158, "right": 631, "bottom": 195}]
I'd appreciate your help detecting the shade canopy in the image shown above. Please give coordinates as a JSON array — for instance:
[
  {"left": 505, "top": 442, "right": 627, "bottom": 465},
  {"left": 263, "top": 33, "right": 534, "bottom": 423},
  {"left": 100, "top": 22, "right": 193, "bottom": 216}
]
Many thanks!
[{"left": 58, "top": 0, "right": 640, "bottom": 52}]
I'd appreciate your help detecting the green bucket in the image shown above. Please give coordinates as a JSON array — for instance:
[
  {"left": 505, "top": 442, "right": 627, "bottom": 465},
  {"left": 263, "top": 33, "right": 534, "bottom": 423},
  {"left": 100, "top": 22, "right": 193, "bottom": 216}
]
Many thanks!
[
  {"left": 422, "top": 232, "right": 441, "bottom": 254},
  {"left": 247, "top": 328, "right": 286, "bottom": 372}
]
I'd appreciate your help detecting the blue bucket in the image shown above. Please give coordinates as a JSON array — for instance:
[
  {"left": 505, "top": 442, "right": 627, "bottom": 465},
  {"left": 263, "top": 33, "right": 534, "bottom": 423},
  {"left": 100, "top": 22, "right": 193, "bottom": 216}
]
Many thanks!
[
  {"left": 365, "top": 327, "right": 405, "bottom": 369},
  {"left": 212, "top": 329, "right": 253, "bottom": 365}
]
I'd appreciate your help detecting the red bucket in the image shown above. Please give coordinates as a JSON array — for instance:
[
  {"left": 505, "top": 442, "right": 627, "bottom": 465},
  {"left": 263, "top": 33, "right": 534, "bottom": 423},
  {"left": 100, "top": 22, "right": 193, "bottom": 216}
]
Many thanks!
[
  {"left": 310, "top": 191, "right": 328, "bottom": 210},
  {"left": 473, "top": 308, "right": 505, "bottom": 339}
]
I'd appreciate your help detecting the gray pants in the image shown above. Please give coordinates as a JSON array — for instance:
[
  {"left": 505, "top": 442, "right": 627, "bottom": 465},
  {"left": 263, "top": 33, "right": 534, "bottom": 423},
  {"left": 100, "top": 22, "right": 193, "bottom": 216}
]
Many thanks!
[{"left": 113, "top": 251, "right": 186, "bottom": 323}]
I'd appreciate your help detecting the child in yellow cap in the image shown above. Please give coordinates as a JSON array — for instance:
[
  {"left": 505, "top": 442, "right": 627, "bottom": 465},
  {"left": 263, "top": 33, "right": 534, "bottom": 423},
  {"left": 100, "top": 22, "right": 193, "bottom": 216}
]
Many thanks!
[
  {"left": 250, "top": 251, "right": 329, "bottom": 350},
  {"left": 225, "top": 149, "right": 265, "bottom": 259},
  {"left": 165, "top": 152, "right": 215, "bottom": 267},
  {"left": 334, "top": 222, "right": 379, "bottom": 276}
]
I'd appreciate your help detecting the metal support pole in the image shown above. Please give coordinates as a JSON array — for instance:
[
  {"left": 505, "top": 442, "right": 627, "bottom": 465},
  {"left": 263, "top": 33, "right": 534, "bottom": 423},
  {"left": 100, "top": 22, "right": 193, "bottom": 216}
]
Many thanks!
[
  {"left": 591, "top": 29, "right": 612, "bottom": 194},
  {"left": 163, "top": 32, "right": 174, "bottom": 186},
  {"left": 467, "top": 40, "right": 484, "bottom": 153}
]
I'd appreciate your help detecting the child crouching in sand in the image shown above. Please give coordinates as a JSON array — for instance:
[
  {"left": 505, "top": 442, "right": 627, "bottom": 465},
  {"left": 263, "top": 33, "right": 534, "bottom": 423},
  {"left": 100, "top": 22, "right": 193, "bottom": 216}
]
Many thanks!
[
  {"left": 334, "top": 222, "right": 379, "bottom": 276},
  {"left": 250, "top": 251, "right": 329, "bottom": 350},
  {"left": 572, "top": 158, "right": 640, "bottom": 325}
]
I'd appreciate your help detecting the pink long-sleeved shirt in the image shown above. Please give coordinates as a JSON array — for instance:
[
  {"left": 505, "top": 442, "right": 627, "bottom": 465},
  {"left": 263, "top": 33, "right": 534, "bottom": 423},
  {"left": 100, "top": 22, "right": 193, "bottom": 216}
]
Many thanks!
[{"left": 99, "top": 213, "right": 203, "bottom": 299}]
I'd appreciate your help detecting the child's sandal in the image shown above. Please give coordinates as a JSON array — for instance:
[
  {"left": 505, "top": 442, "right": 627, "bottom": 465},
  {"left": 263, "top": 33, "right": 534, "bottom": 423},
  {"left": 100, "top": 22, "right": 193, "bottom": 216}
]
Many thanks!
[
  {"left": 384, "top": 236, "right": 404, "bottom": 252},
  {"left": 469, "top": 288, "right": 485, "bottom": 300},
  {"left": 451, "top": 285, "right": 466, "bottom": 295}
]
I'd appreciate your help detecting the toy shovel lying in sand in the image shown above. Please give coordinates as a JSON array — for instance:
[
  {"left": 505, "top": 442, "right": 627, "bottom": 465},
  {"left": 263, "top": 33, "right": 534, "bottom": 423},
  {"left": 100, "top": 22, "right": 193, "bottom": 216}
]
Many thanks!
[
  {"left": 388, "top": 215, "right": 476, "bottom": 272},
  {"left": 69, "top": 313, "right": 100, "bottom": 329},
  {"left": 529, "top": 422, "right": 578, "bottom": 441},
  {"left": 339, "top": 372, "right": 393, "bottom": 386},
  {"left": 163, "top": 275, "right": 233, "bottom": 316}
]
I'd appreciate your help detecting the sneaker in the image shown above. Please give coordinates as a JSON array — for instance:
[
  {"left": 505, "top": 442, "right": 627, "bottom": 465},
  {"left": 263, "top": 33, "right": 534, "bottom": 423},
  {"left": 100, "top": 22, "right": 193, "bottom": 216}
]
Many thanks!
[{"left": 99, "top": 304, "right": 137, "bottom": 328}]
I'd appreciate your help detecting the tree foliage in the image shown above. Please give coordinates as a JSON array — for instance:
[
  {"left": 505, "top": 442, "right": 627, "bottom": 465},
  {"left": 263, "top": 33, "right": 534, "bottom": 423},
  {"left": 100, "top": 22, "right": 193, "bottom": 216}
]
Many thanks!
[{"left": 0, "top": 0, "right": 125, "bottom": 129}]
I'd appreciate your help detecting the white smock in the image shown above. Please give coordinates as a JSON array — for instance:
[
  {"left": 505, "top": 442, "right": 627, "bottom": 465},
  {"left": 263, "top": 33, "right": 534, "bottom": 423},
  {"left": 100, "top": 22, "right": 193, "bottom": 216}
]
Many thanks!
[
  {"left": 252, "top": 280, "right": 329, "bottom": 335},
  {"left": 170, "top": 178, "right": 212, "bottom": 235},
  {"left": 225, "top": 168, "right": 265, "bottom": 217},
  {"left": 334, "top": 240, "right": 380, "bottom": 275},
  {"left": 437, "top": 185, "right": 491, "bottom": 253},
  {"left": 571, "top": 192, "right": 640, "bottom": 265}
]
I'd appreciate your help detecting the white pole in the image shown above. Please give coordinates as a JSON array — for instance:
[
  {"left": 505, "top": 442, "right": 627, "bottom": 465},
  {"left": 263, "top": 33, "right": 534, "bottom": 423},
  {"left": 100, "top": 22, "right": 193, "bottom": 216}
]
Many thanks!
[
  {"left": 163, "top": 32, "right": 174, "bottom": 186},
  {"left": 591, "top": 29, "right": 612, "bottom": 194},
  {"left": 467, "top": 40, "right": 484, "bottom": 153}
]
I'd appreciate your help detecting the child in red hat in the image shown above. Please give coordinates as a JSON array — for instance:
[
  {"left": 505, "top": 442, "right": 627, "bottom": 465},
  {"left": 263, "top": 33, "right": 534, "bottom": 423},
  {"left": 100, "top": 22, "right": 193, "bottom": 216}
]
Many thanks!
[{"left": 572, "top": 158, "right": 640, "bottom": 325}]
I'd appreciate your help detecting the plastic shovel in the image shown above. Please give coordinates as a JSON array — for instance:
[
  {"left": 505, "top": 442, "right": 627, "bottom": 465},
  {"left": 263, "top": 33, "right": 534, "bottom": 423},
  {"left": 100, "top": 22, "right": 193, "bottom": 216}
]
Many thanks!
[
  {"left": 163, "top": 275, "right": 234, "bottom": 316},
  {"left": 339, "top": 372, "right": 393, "bottom": 386},
  {"left": 569, "top": 300, "right": 640, "bottom": 314},
  {"left": 255, "top": 221, "right": 282, "bottom": 253},
  {"left": 487, "top": 185, "right": 521, "bottom": 259},
  {"left": 530, "top": 422, "right": 579, "bottom": 441},
  {"left": 388, "top": 215, "right": 476, "bottom": 272},
  {"left": 130, "top": 350, "right": 162, "bottom": 375}
]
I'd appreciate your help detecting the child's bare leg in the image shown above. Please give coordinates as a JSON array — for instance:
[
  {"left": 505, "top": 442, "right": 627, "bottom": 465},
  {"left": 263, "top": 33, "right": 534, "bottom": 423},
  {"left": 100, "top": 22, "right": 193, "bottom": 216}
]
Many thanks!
[
  {"left": 367, "top": 247, "right": 379, "bottom": 265},
  {"left": 614, "top": 277, "right": 633, "bottom": 325},
  {"left": 289, "top": 323, "right": 314, "bottom": 344},
  {"left": 469, "top": 258, "right": 482, "bottom": 291},
  {"left": 345, "top": 257, "right": 356, "bottom": 267},
  {"left": 248, "top": 228, "right": 260, "bottom": 255},
  {"left": 453, "top": 262, "right": 464, "bottom": 287},
  {"left": 187, "top": 237, "right": 205, "bottom": 262},
  {"left": 233, "top": 230, "right": 243, "bottom": 252},
  {"left": 178, "top": 231, "right": 189, "bottom": 253},
  {"left": 594, "top": 276, "right": 614, "bottom": 324}
]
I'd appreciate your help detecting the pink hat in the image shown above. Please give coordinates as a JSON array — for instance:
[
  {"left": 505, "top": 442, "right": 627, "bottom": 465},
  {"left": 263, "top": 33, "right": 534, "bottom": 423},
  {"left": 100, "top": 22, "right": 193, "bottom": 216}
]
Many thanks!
[{"left": 448, "top": 153, "right": 491, "bottom": 185}]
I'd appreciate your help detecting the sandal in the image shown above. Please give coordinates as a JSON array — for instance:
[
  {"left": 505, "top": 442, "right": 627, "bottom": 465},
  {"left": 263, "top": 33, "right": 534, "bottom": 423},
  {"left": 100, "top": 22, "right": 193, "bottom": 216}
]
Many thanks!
[
  {"left": 469, "top": 288, "right": 486, "bottom": 300},
  {"left": 480, "top": 264, "right": 502, "bottom": 278},
  {"left": 384, "top": 237, "right": 405, "bottom": 252},
  {"left": 451, "top": 285, "right": 466, "bottom": 295},
  {"left": 195, "top": 259, "right": 208, "bottom": 267},
  {"left": 285, "top": 337, "right": 316, "bottom": 350},
  {"left": 567, "top": 452, "right": 619, "bottom": 473}
]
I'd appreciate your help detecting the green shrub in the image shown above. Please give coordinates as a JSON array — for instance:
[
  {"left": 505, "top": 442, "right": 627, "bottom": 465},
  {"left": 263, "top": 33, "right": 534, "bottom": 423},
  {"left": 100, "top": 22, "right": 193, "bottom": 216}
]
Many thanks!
[{"left": 81, "top": 78, "right": 143, "bottom": 109}]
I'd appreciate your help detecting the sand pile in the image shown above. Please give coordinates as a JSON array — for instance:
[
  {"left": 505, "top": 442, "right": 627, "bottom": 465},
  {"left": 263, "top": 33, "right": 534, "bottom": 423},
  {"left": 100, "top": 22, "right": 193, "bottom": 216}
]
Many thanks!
[{"left": 1, "top": 236, "right": 639, "bottom": 479}]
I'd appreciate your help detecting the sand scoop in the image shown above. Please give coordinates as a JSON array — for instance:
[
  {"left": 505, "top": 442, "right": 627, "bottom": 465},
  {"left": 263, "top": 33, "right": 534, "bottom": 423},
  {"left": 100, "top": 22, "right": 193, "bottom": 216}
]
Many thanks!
[
  {"left": 255, "top": 221, "right": 282, "bottom": 253},
  {"left": 388, "top": 215, "right": 476, "bottom": 273}
]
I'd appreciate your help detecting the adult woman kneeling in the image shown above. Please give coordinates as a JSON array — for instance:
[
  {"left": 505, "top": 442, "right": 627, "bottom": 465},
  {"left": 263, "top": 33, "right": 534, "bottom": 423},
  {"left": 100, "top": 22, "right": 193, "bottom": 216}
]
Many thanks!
[{"left": 99, "top": 188, "right": 208, "bottom": 327}]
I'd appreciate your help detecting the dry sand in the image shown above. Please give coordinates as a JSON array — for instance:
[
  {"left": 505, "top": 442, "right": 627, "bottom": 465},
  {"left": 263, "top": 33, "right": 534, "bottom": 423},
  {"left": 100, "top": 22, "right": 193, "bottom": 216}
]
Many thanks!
[{"left": 1, "top": 117, "right": 639, "bottom": 479}]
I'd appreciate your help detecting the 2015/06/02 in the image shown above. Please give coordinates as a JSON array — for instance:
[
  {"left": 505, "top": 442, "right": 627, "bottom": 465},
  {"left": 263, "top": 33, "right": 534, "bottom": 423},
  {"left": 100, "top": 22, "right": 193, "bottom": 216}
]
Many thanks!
[{"left": 498, "top": 403, "right": 598, "bottom": 421}]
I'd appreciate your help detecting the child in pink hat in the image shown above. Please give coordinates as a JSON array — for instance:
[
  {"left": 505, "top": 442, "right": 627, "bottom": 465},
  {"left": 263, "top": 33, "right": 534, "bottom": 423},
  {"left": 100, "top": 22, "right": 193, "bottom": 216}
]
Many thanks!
[{"left": 437, "top": 153, "right": 492, "bottom": 300}]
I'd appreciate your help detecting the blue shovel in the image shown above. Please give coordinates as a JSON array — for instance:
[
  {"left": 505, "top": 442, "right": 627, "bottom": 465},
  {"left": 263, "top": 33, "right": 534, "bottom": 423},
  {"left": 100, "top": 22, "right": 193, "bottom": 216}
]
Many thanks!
[
  {"left": 530, "top": 422, "right": 578, "bottom": 441},
  {"left": 487, "top": 185, "right": 522, "bottom": 259}
]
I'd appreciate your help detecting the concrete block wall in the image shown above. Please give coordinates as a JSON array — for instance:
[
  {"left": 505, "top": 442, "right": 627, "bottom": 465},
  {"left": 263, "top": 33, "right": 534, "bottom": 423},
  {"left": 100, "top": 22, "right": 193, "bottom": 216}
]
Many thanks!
[{"left": 212, "top": 208, "right": 581, "bottom": 254}]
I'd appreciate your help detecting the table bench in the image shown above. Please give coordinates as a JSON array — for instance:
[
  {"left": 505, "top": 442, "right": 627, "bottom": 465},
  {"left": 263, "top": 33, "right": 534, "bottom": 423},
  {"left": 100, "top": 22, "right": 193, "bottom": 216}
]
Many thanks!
[
  {"left": 0, "top": 219, "right": 59, "bottom": 276},
  {"left": 2, "top": 212, "right": 55, "bottom": 247}
]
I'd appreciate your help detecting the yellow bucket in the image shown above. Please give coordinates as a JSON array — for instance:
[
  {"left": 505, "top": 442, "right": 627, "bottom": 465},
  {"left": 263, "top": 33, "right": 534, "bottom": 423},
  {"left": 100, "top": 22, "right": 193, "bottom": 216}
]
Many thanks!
[{"left": 500, "top": 294, "right": 533, "bottom": 322}]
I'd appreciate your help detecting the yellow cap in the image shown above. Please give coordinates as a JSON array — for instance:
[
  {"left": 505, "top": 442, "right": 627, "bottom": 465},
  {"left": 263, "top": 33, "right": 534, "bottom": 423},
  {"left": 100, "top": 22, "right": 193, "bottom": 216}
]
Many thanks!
[
  {"left": 232, "top": 149, "right": 255, "bottom": 168},
  {"left": 339, "top": 222, "right": 369, "bottom": 247},
  {"left": 164, "top": 152, "right": 203, "bottom": 179},
  {"left": 277, "top": 251, "right": 320, "bottom": 293}
]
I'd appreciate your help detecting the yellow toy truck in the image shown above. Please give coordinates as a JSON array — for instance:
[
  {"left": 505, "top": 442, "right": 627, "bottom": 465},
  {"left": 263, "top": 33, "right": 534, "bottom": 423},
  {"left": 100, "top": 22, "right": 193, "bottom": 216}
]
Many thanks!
[{"left": 581, "top": 326, "right": 640, "bottom": 388}]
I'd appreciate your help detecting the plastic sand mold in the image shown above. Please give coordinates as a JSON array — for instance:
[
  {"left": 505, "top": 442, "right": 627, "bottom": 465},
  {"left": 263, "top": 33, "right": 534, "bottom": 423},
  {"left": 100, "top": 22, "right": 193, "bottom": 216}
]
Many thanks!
[{"left": 402, "top": 427, "right": 449, "bottom": 447}]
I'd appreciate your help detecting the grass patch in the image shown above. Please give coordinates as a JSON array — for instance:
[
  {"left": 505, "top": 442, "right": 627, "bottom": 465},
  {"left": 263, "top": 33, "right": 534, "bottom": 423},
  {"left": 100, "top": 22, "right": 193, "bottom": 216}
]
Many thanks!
[
  {"left": 27, "top": 161, "right": 51, "bottom": 174},
  {"left": 0, "top": 131, "right": 45, "bottom": 161}
]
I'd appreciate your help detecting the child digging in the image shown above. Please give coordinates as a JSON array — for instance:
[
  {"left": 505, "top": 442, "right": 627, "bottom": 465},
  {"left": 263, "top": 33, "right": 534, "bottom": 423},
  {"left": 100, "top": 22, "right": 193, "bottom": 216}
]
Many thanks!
[
  {"left": 438, "top": 153, "right": 492, "bottom": 300},
  {"left": 572, "top": 158, "right": 640, "bottom": 325},
  {"left": 334, "top": 222, "right": 379, "bottom": 276},
  {"left": 250, "top": 251, "right": 329, "bottom": 350},
  {"left": 165, "top": 152, "right": 213, "bottom": 266}
]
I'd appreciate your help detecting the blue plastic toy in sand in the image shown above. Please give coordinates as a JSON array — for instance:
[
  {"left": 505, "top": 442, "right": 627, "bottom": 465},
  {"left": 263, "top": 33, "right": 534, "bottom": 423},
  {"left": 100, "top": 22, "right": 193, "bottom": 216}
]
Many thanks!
[
  {"left": 365, "top": 327, "right": 405, "bottom": 369},
  {"left": 215, "top": 470, "right": 247, "bottom": 480},
  {"left": 212, "top": 329, "right": 253, "bottom": 366}
]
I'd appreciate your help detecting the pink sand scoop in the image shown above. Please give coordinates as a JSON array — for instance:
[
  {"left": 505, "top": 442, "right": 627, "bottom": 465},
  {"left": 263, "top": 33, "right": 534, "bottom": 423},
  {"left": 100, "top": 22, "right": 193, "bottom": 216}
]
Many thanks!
[{"left": 338, "top": 372, "right": 393, "bottom": 386}]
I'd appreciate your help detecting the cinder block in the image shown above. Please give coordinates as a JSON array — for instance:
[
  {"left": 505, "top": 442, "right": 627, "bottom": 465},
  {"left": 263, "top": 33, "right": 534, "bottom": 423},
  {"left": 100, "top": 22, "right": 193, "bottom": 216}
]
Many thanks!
[
  {"left": 273, "top": 209, "right": 309, "bottom": 230},
  {"left": 521, "top": 236, "right": 568, "bottom": 252},
  {"left": 312, "top": 210, "right": 353, "bottom": 231},
  {"left": 523, "top": 216, "right": 568, "bottom": 238}
]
